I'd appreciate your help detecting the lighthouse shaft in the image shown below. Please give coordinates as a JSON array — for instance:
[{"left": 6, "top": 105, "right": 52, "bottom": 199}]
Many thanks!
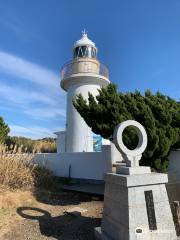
[{"left": 66, "top": 82, "right": 101, "bottom": 152}]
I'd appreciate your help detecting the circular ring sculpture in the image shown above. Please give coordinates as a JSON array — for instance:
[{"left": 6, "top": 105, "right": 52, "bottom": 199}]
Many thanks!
[{"left": 113, "top": 120, "right": 147, "bottom": 158}]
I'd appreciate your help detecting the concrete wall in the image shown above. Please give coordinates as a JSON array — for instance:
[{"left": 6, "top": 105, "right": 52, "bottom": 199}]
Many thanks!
[
  {"left": 167, "top": 150, "right": 180, "bottom": 204},
  {"left": 33, "top": 145, "right": 112, "bottom": 181}
]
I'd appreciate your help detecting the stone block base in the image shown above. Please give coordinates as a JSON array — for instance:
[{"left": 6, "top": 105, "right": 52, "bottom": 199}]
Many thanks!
[
  {"left": 95, "top": 172, "right": 177, "bottom": 240},
  {"left": 116, "top": 166, "right": 151, "bottom": 175}
]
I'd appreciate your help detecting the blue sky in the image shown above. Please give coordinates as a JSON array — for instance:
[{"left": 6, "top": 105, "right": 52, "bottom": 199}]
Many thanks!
[{"left": 0, "top": 0, "right": 179, "bottom": 139}]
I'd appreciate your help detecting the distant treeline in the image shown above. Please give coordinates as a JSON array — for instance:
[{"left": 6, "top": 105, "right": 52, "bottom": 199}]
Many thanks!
[{"left": 5, "top": 136, "right": 57, "bottom": 153}]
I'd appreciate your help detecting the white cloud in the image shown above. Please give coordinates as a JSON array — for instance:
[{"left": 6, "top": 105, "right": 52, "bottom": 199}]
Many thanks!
[
  {"left": 9, "top": 124, "right": 63, "bottom": 139},
  {"left": 0, "top": 51, "right": 67, "bottom": 121},
  {"left": 0, "top": 81, "right": 57, "bottom": 105},
  {"left": 0, "top": 51, "right": 67, "bottom": 137},
  {"left": 24, "top": 107, "right": 66, "bottom": 119},
  {"left": 0, "top": 50, "right": 60, "bottom": 88}
]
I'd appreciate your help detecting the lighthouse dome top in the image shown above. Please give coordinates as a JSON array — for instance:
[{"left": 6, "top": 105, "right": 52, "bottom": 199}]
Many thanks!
[
  {"left": 74, "top": 31, "right": 96, "bottom": 48},
  {"left": 73, "top": 31, "right": 97, "bottom": 59}
]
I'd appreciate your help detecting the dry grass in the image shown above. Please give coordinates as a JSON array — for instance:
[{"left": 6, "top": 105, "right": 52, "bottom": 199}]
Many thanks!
[
  {"left": 0, "top": 190, "right": 34, "bottom": 209},
  {"left": 0, "top": 144, "right": 61, "bottom": 239},
  {"left": 0, "top": 144, "right": 54, "bottom": 191},
  {"left": 0, "top": 190, "right": 37, "bottom": 238}
]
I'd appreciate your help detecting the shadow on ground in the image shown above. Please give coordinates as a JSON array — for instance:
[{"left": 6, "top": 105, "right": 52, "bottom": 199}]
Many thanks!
[
  {"left": 32, "top": 174, "right": 104, "bottom": 206},
  {"left": 17, "top": 207, "right": 101, "bottom": 240},
  {"left": 33, "top": 188, "right": 103, "bottom": 206}
]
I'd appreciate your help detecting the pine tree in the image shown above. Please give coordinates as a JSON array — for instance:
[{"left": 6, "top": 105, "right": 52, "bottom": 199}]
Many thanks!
[{"left": 74, "top": 84, "right": 180, "bottom": 172}]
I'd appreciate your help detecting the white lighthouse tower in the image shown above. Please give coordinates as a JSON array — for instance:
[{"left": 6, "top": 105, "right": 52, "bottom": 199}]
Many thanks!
[{"left": 60, "top": 31, "right": 110, "bottom": 152}]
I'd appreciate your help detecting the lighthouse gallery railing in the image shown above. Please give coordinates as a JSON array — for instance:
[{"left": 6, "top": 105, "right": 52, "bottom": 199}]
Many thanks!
[{"left": 61, "top": 60, "right": 109, "bottom": 79}]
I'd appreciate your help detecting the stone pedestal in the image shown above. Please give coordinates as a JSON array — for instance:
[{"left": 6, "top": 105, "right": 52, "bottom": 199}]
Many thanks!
[{"left": 95, "top": 172, "right": 177, "bottom": 240}]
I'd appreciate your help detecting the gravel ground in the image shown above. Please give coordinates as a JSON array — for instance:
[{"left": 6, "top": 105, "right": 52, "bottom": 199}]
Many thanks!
[{"left": 2, "top": 191, "right": 103, "bottom": 240}]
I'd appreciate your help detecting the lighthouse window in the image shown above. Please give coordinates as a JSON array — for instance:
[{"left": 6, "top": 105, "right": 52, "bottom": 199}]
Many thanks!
[
  {"left": 79, "top": 47, "right": 83, "bottom": 57},
  {"left": 91, "top": 47, "right": 96, "bottom": 58},
  {"left": 81, "top": 46, "right": 89, "bottom": 57},
  {"left": 74, "top": 47, "right": 79, "bottom": 58},
  {"left": 74, "top": 46, "right": 88, "bottom": 58},
  {"left": 73, "top": 46, "right": 96, "bottom": 58}
]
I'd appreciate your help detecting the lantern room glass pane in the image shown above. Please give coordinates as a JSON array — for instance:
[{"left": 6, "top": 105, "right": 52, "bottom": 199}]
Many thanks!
[
  {"left": 79, "top": 47, "right": 84, "bottom": 57},
  {"left": 91, "top": 47, "right": 96, "bottom": 58},
  {"left": 73, "top": 46, "right": 97, "bottom": 58},
  {"left": 80, "top": 46, "right": 87, "bottom": 57}
]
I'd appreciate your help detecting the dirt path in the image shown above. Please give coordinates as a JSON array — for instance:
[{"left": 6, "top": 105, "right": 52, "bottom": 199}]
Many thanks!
[{"left": 1, "top": 191, "right": 103, "bottom": 240}]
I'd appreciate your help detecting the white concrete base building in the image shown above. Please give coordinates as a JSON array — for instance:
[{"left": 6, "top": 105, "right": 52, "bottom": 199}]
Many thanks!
[{"left": 34, "top": 145, "right": 112, "bottom": 181}]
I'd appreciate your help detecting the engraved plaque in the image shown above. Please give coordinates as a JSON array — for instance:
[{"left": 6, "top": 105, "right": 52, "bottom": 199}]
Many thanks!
[{"left": 144, "top": 190, "right": 157, "bottom": 230}]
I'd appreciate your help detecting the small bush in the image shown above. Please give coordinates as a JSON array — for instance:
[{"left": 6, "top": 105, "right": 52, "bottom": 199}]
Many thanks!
[{"left": 32, "top": 165, "right": 54, "bottom": 190}]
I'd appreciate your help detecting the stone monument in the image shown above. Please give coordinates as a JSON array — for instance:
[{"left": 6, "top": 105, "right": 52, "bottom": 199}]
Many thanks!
[{"left": 95, "top": 120, "right": 177, "bottom": 240}]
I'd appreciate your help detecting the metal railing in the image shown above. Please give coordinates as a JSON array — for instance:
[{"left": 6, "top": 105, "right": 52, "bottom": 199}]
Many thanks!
[{"left": 61, "top": 59, "right": 109, "bottom": 79}]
